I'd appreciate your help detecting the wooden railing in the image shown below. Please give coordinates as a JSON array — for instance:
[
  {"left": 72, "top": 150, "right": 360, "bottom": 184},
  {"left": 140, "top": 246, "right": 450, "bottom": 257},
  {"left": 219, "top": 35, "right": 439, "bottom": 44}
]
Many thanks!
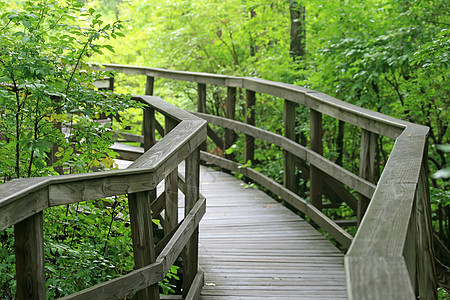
[
  {"left": 93, "top": 64, "right": 438, "bottom": 299},
  {"left": 0, "top": 95, "right": 207, "bottom": 299}
]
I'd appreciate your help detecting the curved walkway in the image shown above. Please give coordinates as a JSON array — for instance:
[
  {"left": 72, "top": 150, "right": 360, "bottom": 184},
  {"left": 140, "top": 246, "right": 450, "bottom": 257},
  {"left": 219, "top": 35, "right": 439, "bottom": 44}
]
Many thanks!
[
  {"left": 196, "top": 165, "right": 347, "bottom": 299},
  {"left": 117, "top": 157, "right": 347, "bottom": 299}
]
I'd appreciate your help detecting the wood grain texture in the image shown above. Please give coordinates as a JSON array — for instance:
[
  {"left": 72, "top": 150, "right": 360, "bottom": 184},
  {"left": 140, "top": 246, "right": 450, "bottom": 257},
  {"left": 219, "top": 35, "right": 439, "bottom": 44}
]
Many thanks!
[
  {"left": 345, "top": 256, "right": 415, "bottom": 300},
  {"left": 14, "top": 212, "right": 46, "bottom": 300},
  {"left": 60, "top": 262, "right": 164, "bottom": 300},
  {"left": 183, "top": 148, "right": 201, "bottom": 297},
  {"left": 200, "top": 152, "right": 352, "bottom": 249},
  {"left": 128, "top": 191, "right": 160, "bottom": 299},
  {"left": 165, "top": 117, "right": 179, "bottom": 235},
  {"left": 358, "top": 129, "right": 376, "bottom": 225},
  {"left": 192, "top": 164, "right": 348, "bottom": 299}
]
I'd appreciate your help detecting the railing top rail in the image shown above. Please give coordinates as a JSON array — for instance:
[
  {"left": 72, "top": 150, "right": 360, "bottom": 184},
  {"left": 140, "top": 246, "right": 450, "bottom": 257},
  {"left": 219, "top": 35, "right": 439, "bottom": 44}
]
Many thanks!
[
  {"left": 0, "top": 95, "right": 207, "bottom": 231},
  {"left": 94, "top": 63, "right": 427, "bottom": 139}
]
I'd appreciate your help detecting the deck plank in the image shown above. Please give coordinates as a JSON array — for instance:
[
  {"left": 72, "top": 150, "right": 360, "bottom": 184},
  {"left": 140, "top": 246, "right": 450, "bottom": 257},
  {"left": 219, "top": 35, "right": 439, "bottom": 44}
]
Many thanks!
[
  {"left": 118, "top": 158, "right": 346, "bottom": 298},
  {"left": 194, "top": 165, "right": 347, "bottom": 299}
]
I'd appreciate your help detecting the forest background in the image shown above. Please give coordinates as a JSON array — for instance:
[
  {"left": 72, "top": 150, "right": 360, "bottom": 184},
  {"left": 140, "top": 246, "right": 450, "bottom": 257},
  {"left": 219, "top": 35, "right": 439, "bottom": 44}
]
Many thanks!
[
  {"left": 0, "top": 0, "right": 448, "bottom": 298},
  {"left": 92, "top": 0, "right": 449, "bottom": 245}
]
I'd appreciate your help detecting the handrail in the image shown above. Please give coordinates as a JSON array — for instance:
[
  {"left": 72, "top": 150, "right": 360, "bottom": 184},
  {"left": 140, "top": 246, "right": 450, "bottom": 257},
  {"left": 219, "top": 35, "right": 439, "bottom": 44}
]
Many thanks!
[
  {"left": 93, "top": 64, "right": 437, "bottom": 299},
  {"left": 0, "top": 95, "right": 207, "bottom": 299}
]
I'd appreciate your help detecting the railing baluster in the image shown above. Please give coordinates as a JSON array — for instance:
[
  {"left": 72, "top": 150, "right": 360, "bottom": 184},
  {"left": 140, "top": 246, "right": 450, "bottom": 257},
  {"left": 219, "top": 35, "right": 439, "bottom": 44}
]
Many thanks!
[
  {"left": 414, "top": 160, "right": 438, "bottom": 299},
  {"left": 358, "top": 129, "right": 376, "bottom": 224},
  {"left": 146, "top": 76, "right": 154, "bottom": 96},
  {"left": 15, "top": 212, "right": 46, "bottom": 300},
  {"left": 165, "top": 117, "right": 179, "bottom": 235},
  {"left": 143, "top": 76, "right": 156, "bottom": 150},
  {"left": 183, "top": 147, "right": 200, "bottom": 297},
  {"left": 284, "top": 99, "right": 297, "bottom": 193},
  {"left": 245, "top": 90, "right": 256, "bottom": 164},
  {"left": 225, "top": 87, "right": 236, "bottom": 160},
  {"left": 310, "top": 109, "right": 323, "bottom": 210},
  {"left": 128, "top": 191, "right": 159, "bottom": 299},
  {"left": 198, "top": 83, "right": 207, "bottom": 152},
  {"left": 197, "top": 83, "right": 206, "bottom": 113}
]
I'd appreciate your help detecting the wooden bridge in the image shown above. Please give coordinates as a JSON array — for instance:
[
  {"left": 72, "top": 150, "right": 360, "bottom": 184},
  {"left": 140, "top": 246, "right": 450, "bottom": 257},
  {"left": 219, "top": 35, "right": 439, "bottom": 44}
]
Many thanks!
[{"left": 0, "top": 65, "right": 438, "bottom": 299}]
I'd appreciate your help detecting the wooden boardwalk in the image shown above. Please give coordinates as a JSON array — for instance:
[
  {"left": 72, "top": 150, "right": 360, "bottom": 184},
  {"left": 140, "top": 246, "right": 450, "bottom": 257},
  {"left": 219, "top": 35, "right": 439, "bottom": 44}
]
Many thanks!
[
  {"left": 196, "top": 165, "right": 347, "bottom": 299},
  {"left": 117, "top": 158, "right": 347, "bottom": 299}
]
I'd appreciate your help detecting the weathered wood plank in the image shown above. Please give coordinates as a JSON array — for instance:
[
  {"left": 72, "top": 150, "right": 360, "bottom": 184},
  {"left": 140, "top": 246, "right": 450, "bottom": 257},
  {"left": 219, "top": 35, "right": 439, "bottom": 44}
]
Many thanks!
[
  {"left": 358, "top": 129, "right": 376, "bottom": 225},
  {"left": 60, "top": 262, "right": 164, "bottom": 300},
  {"left": 200, "top": 152, "right": 352, "bottom": 248},
  {"left": 194, "top": 164, "right": 348, "bottom": 298},
  {"left": 165, "top": 117, "right": 179, "bottom": 235},
  {"left": 345, "top": 256, "right": 415, "bottom": 300},
  {"left": 0, "top": 188, "right": 48, "bottom": 232},
  {"left": 128, "top": 191, "right": 160, "bottom": 299},
  {"left": 183, "top": 148, "right": 201, "bottom": 297},
  {"left": 14, "top": 212, "right": 46, "bottom": 300}
]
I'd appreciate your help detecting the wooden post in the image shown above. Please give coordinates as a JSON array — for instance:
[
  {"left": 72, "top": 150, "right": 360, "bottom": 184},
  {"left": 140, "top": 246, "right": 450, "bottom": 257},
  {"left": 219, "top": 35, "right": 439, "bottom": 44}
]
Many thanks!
[
  {"left": 143, "top": 76, "right": 156, "bottom": 150},
  {"left": 414, "top": 159, "right": 438, "bottom": 300},
  {"left": 197, "top": 83, "right": 206, "bottom": 113},
  {"left": 15, "top": 212, "right": 46, "bottom": 300},
  {"left": 128, "top": 191, "right": 159, "bottom": 299},
  {"left": 198, "top": 83, "right": 207, "bottom": 151},
  {"left": 146, "top": 76, "right": 154, "bottom": 96},
  {"left": 357, "top": 129, "right": 376, "bottom": 225},
  {"left": 225, "top": 87, "right": 236, "bottom": 160},
  {"left": 183, "top": 147, "right": 200, "bottom": 297},
  {"left": 143, "top": 107, "right": 156, "bottom": 151},
  {"left": 284, "top": 100, "right": 297, "bottom": 194},
  {"left": 245, "top": 90, "right": 256, "bottom": 164},
  {"left": 310, "top": 109, "right": 323, "bottom": 210},
  {"left": 108, "top": 76, "right": 115, "bottom": 92},
  {"left": 164, "top": 117, "right": 178, "bottom": 235}
]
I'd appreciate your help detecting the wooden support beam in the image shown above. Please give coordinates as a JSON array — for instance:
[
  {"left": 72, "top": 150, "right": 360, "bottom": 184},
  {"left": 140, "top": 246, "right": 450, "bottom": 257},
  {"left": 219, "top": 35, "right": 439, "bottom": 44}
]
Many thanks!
[
  {"left": 128, "top": 191, "right": 159, "bottom": 299},
  {"left": 197, "top": 83, "right": 206, "bottom": 113},
  {"left": 143, "top": 107, "right": 156, "bottom": 151},
  {"left": 284, "top": 99, "right": 298, "bottom": 194},
  {"left": 146, "top": 76, "right": 154, "bottom": 96},
  {"left": 15, "top": 212, "right": 46, "bottom": 300},
  {"left": 198, "top": 83, "right": 207, "bottom": 151},
  {"left": 143, "top": 76, "right": 155, "bottom": 150},
  {"left": 358, "top": 129, "right": 376, "bottom": 225},
  {"left": 225, "top": 87, "right": 237, "bottom": 160},
  {"left": 183, "top": 147, "right": 200, "bottom": 297},
  {"left": 165, "top": 117, "right": 179, "bottom": 235},
  {"left": 310, "top": 109, "right": 323, "bottom": 210},
  {"left": 414, "top": 162, "right": 438, "bottom": 299},
  {"left": 207, "top": 125, "right": 224, "bottom": 151},
  {"left": 245, "top": 90, "right": 256, "bottom": 164}
]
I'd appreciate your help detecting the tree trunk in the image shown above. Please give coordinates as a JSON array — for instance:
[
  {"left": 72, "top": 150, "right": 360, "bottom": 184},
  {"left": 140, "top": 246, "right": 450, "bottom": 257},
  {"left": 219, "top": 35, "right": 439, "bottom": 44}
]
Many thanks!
[{"left": 289, "top": 0, "right": 306, "bottom": 60}]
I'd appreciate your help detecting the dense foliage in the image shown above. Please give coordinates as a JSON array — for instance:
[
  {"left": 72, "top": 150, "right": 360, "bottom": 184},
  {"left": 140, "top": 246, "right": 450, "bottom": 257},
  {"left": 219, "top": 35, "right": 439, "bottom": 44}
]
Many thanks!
[
  {"left": 93, "top": 0, "right": 449, "bottom": 246},
  {"left": 0, "top": 1, "right": 149, "bottom": 298},
  {"left": 0, "top": 0, "right": 448, "bottom": 297}
]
